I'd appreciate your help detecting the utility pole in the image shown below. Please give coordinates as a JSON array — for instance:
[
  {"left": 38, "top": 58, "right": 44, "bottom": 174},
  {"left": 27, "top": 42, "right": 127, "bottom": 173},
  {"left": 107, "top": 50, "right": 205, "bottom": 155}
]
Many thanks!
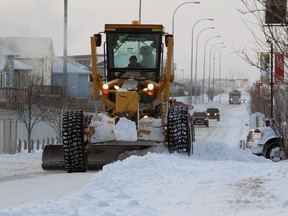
[
  {"left": 269, "top": 41, "right": 274, "bottom": 120},
  {"left": 139, "top": 0, "right": 142, "bottom": 24},
  {"left": 63, "top": 0, "right": 68, "bottom": 110}
]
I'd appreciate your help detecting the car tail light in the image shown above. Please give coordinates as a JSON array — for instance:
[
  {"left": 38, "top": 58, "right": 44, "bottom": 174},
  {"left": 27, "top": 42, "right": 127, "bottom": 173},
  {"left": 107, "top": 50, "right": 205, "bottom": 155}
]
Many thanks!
[{"left": 260, "top": 132, "right": 265, "bottom": 139}]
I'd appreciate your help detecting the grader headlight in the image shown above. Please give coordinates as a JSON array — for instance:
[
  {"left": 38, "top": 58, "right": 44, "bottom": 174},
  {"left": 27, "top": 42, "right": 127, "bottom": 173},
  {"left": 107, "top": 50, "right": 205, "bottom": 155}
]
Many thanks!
[
  {"left": 147, "top": 83, "right": 154, "bottom": 90},
  {"left": 147, "top": 83, "right": 154, "bottom": 96},
  {"left": 103, "top": 83, "right": 109, "bottom": 95}
]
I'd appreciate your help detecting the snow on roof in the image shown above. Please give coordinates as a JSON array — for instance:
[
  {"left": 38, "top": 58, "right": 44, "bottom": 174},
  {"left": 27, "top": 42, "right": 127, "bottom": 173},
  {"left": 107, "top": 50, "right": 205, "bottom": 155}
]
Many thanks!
[
  {"left": 13, "top": 59, "right": 33, "bottom": 70},
  {"left": 53, "top": 57, "right": 91, "bottom": 74},
  {"left": 0, "top": 57, "right": 32, "bottom": 70},
  {"left": 0, "top": 37, "right": 55, "bottom": 60}
]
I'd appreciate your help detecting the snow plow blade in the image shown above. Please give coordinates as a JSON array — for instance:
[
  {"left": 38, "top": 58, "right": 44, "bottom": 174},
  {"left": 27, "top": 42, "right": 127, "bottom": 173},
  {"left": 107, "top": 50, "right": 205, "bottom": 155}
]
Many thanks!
[
  {"left": 42, "top": 143, "right": 151, "bottom": 171},
  {"left": 42, "top": 145, "right": 65, "bottom": 170}
]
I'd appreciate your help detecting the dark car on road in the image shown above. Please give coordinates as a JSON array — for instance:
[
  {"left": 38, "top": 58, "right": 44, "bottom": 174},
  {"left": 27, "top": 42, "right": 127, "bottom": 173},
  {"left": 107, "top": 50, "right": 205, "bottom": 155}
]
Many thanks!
[
  {"left": 192, "top": 111, "right": 209, "bottom": 127},
  {"left": 206, "top": 108, "right": 220, "bottom": 121}
]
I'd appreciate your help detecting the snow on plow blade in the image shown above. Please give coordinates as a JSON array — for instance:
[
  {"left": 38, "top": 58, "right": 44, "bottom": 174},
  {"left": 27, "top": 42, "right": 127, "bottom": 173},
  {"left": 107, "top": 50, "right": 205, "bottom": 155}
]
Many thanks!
[{"left": 41, "top": 142, "right": 152, "bottom": 171}]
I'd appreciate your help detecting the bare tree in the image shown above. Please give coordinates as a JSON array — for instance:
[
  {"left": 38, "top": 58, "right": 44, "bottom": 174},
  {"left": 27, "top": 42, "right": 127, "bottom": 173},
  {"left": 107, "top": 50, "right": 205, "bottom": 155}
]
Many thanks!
[
  {"left": 240, "top": 0, "right": 288, "bottom": 155},
  {"left": 42, "top": 88, "right": 66, "bottom": 143},
  {"left": 9, "top": 74, "right": 48, "bottom": 153},
  {"left": 248, "top": 83, "right": 271, "bottom": 116},
  {"left": 237, "top": 1, "right": 287, "bottom": 72}
]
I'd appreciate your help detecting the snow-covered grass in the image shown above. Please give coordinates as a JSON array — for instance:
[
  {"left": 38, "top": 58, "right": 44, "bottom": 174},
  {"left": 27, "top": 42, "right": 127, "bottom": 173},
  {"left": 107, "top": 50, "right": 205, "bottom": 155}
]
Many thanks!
[{"left": 0, "top": 92, "right": 288, "bottom": 216}]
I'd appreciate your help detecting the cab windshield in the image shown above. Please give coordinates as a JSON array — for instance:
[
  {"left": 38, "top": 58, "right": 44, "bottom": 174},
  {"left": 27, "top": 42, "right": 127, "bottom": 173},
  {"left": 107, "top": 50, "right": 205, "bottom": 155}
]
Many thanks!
[{"left": 106, "top": 32, "right": 161, "bottom": 81}]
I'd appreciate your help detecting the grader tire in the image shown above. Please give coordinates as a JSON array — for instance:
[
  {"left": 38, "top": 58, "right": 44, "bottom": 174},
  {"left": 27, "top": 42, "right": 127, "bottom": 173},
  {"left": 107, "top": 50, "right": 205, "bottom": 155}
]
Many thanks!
[
  {"left": 167, "top": 106, "right": 193, "bottom": 156},
  {"left": 63, "top": 110, "right": 87, "bottom": 173}
]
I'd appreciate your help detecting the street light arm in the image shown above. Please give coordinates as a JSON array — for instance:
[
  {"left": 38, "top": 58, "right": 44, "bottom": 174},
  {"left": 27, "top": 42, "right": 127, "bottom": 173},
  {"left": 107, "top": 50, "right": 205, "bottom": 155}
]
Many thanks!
[
  {"left": 213, "top": 46, "right": 226, "bottom": 58},
  {"left": 172, "top": 1, "right": 200, "bottom": 34},
  {"left": 204, "top": 35, "right": 222, "bottom": 56},
  {"left": 204, "top": 36, "right": 220, "bottom": 50},
  {"left": 209, "top": 42, "right": 224, "bottom": 63},
  {"left": 192, "top": 18, "right": 213, "bottom": 34},
  {"left": 196, "top": 27, "right": 215, "bottom": 45}
]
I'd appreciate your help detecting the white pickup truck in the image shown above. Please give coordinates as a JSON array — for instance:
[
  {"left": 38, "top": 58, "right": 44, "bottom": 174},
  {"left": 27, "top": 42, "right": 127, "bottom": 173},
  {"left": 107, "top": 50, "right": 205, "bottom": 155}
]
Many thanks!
[{"left": 246, "top": 127, "right": 286, "bottom": 162}]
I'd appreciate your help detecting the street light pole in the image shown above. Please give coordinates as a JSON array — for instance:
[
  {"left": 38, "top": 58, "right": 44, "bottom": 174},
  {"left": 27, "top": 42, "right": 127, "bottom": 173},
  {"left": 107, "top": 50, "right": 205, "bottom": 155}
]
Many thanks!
[
  {"left": 212, "top": 46, "right": 225, "bottom": 95},
  {"left": 171, "top": 1, "right": 200, "bottom": 98},
  {"left": 201, "top": 35, "right": 220, "bottom": 103},
  {"left": 218, "top": 50, "right": 223, "bottom": 102},
  {"left": 190, "top": 18, "right": 213, "bottom": 105},
  {"left": 208, "top": 42, "right": 224, "bottom": 102},
  {"left": 194, "top": 26, "right": 215, "bottom": 104}
]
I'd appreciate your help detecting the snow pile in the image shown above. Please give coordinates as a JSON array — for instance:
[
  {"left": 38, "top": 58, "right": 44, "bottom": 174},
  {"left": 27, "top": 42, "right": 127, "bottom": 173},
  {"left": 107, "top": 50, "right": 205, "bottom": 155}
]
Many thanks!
[
  {"left": 1, "top": 149, "right": 288, "bottom": 216},
  {"left": 115, "top": 117, "right": 137, "bottom": 141}
]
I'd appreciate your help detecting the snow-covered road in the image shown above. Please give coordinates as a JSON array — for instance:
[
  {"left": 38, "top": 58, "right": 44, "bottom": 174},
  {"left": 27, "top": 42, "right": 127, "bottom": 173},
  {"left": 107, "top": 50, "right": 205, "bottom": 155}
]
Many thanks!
[
  {"left": 0, "top": 153, "right": 94, "bottom": 209},
  {"left": 193, "top": 98, "right": 250, "bottom": 148},
  {"left": 1, "top": 93, "right": 288, "bottom": 216}
]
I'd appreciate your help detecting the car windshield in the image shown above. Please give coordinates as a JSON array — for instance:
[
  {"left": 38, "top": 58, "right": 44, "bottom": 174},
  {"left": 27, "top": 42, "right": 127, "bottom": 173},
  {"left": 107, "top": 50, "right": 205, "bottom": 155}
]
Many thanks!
[
  {"left": 207, "top": 108, "right": 218, "bottom": 112},
  {"left": 193, "top": 112, "right": 205, "bottom": 116}
]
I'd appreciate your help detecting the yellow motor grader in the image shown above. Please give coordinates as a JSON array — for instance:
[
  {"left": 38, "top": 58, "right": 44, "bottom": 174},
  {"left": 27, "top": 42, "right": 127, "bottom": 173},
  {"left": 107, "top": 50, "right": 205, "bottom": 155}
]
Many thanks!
[{"left": 42, "top": 24, "right": 194, "bottom": 172}]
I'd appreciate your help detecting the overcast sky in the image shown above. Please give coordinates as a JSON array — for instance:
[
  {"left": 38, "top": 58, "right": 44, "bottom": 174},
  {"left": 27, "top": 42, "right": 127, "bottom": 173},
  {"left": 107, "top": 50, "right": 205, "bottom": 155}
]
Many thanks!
[{"left": 0, "top": 0, "right": 261, "bottom": 83}]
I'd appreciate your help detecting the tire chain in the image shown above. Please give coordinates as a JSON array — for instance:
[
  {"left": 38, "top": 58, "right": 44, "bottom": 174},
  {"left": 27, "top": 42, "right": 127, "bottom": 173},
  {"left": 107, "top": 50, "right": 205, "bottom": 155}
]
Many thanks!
[
  {"left": 167, "top": 106, "right": 190, "bottom": 155},
  {"left": 63, "top": 110, "right": 86, "bottom": 173}
]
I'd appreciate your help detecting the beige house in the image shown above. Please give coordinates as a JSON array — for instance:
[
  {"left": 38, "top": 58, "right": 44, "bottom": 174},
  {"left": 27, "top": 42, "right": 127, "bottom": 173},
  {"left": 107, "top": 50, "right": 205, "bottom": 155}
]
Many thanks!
[
  {"left": 0, "top": 57, "right": 32, "bottom": 88},
  {"left": 0, "top": 37, "right": 55, "bottom": 87}
]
